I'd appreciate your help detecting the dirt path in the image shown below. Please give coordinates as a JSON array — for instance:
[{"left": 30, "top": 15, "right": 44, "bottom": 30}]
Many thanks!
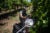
[{"left": 0, "top": 12, "right": 20, "bottom": 33}]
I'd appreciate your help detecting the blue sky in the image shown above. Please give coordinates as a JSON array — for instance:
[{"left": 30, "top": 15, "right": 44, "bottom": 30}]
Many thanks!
[
  {"left": 28, "top": 0, "right": 31, "bottom": 2},
  {"left": 25, "top": 0, "right": 31, "bottom": 2}
]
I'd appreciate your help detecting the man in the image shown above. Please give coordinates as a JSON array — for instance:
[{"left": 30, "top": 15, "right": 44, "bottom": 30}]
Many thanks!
[{"left": 13, "top": 5, "right": 28, "bottom": 33}]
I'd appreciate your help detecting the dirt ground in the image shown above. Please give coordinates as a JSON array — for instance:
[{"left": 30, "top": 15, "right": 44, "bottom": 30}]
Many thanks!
[{"left": 0, "top": 12, "right": 20, "bottom": 33}]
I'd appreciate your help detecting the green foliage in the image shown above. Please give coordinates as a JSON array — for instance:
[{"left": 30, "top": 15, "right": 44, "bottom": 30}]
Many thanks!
[
  {"left": 0, "top": 0, "right": 32, "bottom": 9},
  {"left": 0, "top": 0, "right": 22, "bottom": 9},
  {"left": 31, "top": 0, "right": 48, "bottom": 33}
]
